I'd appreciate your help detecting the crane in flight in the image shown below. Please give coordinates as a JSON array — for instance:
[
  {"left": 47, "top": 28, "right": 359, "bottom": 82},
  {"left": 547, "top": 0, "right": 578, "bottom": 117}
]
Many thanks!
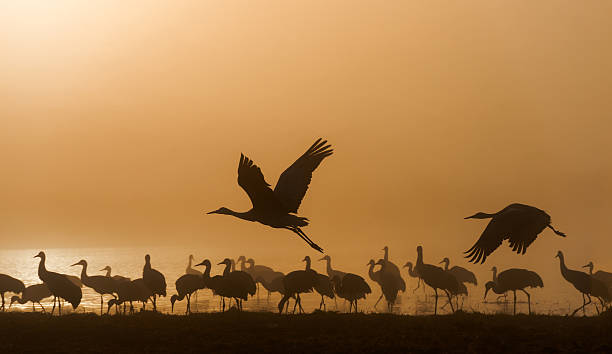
[
  {"left": 208, "top": 138, "right": 333, "bottom": 252},
  {"left": 464, "top": 203, "right": 566, "bottom": 264}
]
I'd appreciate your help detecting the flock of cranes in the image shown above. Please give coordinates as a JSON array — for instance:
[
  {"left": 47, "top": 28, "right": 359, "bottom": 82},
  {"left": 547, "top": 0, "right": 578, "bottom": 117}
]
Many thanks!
[
  {"left": 1, "top": 245, "right": 610, "bottom": 317},
  {"left": 0, "top": 139, "right": 610, "bottom": 317}
]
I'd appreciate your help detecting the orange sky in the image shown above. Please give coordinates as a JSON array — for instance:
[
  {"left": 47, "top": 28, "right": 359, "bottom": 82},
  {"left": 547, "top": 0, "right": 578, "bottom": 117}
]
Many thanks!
[{"left": 1, "top": 1, "right": 611, "bottom": 280}]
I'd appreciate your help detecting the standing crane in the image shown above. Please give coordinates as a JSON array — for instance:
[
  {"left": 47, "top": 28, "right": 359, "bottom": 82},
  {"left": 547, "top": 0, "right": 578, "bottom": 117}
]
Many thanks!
[
  {"left": 142, "top": 254, "right": 167, "bottom": 312},
  {"left": 374, "top": 259, "right": 402, "bottom": 312},
  {"left": 100, "top": 266, "right": 131, "bottom": 283},
  {"left": 10, "top": 284, "right": 52, "bottom": 312},
  {"left": 108, "top": 278, "right": 152, "bottom": 314},
  {"left": 403, "top": 261, "right": 424, "bottom": 293},
  {"left": 0, "top": 274, "right": 25, "bottom": 311},
  {"left": 170, "top": 271, "right": 206, "bottom": 314},
  {"left": 380, "top": 246, "right": 406, "bottom": 292},
  {"left": 304, "top": 256, "right": 334, "bottom": 311},
  {"left": 414, "top": 246, "right": 458, "bottom": 315},
  {"left": 556, "top": 251, "right": 611, "bottom": 316},
  {"left": 331, "top": 273, "right": 371, "bottom": 313},
  {"left": 318, "top": 255, "right": 347, "bottom": 280},
  {"left": 217, "top": 258, "right": 256, "bottom": 311},
  {"left": 72, "top": 259, "right": 119, "bottom": 314},
  {"left": 583, "top": 262, "right": 612, "bottom": 289},
  {"left": 464, "top": 203, "right": 566, "bottom": 263},
  {"left": 207, "top": 138, "right": 333, "bottom": 252},
  {"left": 484, "top": 268, "right": 543, "bottom": 315},
  {"left": 34, "top": 251, "right": 82, "bottom": 314},
  {"left": 278, "top": 257, "right": 317, "bottom": 314},
  {"left": 439, "top": 258, "right": 477, "bottom": 286}
]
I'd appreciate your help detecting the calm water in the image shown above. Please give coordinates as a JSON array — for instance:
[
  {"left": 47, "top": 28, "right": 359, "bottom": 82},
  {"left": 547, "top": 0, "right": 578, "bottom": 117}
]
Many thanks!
[{"left": 0, "top": 247, "right": 591, "bottom": 316}]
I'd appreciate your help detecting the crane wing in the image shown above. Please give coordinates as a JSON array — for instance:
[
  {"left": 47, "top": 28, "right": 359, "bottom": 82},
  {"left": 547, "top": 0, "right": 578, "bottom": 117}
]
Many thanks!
[
  {"left": 273, "top": 138, "right": 333, "bottom": 213},
  {"left": 464, "top": 207, "right": 525, "bottom": 264},
  {"left": 238, "top": 154, "right": 283, "bottom": 211}
]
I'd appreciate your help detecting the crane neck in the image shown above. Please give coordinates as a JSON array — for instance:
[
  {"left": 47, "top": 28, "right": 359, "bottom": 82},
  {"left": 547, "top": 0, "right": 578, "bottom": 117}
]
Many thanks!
[
  {"left": 37, "top": 255, "right": 47, "bottom": 278},
  {"left": 104, "top": 268, "right": 112, "bottom": 277},
  {"left": 222, "top": 262, "right": 232, "bottom": 277},
  {"left": 304, "top": 258, "right": 311, "bottom": 271},
  {"left": 202, "top": 263, "right": 211, "bottom": 280},
  {"left": 442, "top": 260, "right": 449, "bottom": 271},
  {"left": 383, "top": 248, "right": 389, "bottom": 262},
  {"left": 238, "top": 258, "right": 246, "bottom": 271},
  {"left": 325, "top": 258, "right": 333, "bottom": 276},
  {"left": 492, "top": 268, "right": 498, "bottom": 283},
  {"left": 367, "top": 263, "right": 376, "bottom": 280},
  {"left": 416, "top": 249, "right": 424, "bottom": 267},
  {"left": 557, "top": 254, "right": 568, "bottom": 277},
  {"left": 78, "top": 263, "right": 90, "bottom": 282},
  {"left": 587, "top": 264, "right": 594, "bottom": 275},
  {"left": 230, "top": 260, "right": 236, "bottom": 272}
]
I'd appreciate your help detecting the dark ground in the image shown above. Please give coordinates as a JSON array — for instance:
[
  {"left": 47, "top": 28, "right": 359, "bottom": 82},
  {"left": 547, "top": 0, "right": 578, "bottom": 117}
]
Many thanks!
[{"left": 1, "top": 310, "right": 611, "bottom": 353}]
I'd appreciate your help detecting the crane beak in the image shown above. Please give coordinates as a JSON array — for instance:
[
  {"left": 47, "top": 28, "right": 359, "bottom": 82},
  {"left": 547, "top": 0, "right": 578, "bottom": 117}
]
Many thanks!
[
  {"left": 582, "top": 264, "right": 589, "bottom": 268},
  {"left": 317, "top": 257, "right": 325, "bottom": 261},
  {"left": 70, "top": 262, "right": 80, "bottom": 267},
  {"left": 195, "top": 261, "right": 205, "bottom": 267},
  {"left": 483, "top": 288, "right": 490, "bottom": 300}
]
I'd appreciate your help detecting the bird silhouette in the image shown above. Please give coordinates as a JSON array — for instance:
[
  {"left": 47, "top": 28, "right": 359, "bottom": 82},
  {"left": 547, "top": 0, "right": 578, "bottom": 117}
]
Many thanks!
[
  {"left": 171, "top": 271, "right": 206, "bottom": 314},
  {"left": 100, "top": 266, "right": 131, "bottom": 283},
  {"left": 484, "top": 267, "right": 543, "bottom": 315},
  {"left": 278, "top": 257, "right": 317, "bottom": 314},
  {"left": 374, "top": 259, "right": 402, "bottom": 312},
  {"left": 142, "top": 254, "right": 167, "bottom": 312},
  {"left": 72, "top": 259, "right": 119, "bottom": 315},
  {"left": 583, "top": 261, "right": 612, "bottom": 290},
  {"left": 108, "top": 278, "right": 152, "bottom": 314},
  {"left": 402, "top": 261, "right": 424, "bottom": 293},
  {"left": 217, "top": 258, "right": 256, "bottom": 311},
  {"left": 464, "top": 203, "right": 566, "bottom": 263},
  {"left": 9, "top": 283, "right": 52, "bottom": 312},
  {"left": 331, "top": 273, "right": 371, "bottom": 313},
  {"left": 366, "top": 259, "right": 383, "bottom": 301},
  {"left": 0, "top": 274, "right": 25, "bottom": 311},
  {"left": 305, "top": 256, "right": 334, "bottom": 311},
  {"left": 208, "top": 138, "right": 333, "bottom": 252},
  {"left": 414, "top": 246, "right": 458, "bottom": 315},
  {"left": 380, "top": 246, "right": 406, "bottom": 292},
  {"left": 186, "top": 255, "right": 201, "bottom": 275},
  {"left": 34, "top": 251, "right": 81, "bottom": 314},
  {"left": 257, "top": 273, "right": 286, "bottom": 299},
  {"left": 243, "top": 257, "right": 277, "bottom": 298},
  {"left": 439, "top": 258, "right": 477, "bottom": 286},
  {"left": 318, "top": 255, "right": 347, "bottom": 280},
  {"left": 556, "top": 251, "right": 611, "bottom": 316}
]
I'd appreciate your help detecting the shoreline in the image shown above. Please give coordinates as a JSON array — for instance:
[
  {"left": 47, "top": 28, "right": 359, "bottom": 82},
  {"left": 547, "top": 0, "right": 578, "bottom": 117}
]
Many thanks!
[{"left": 1, "top": 310, "right": 611, "bottom": 353}]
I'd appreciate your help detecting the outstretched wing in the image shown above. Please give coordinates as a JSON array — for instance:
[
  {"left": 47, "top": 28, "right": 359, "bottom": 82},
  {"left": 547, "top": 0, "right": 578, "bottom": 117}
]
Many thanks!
[
  {"left": 238, "top": 154, "right": 282, "bottom": 210},
  {"left": 464, "top": 207, "right": 525, "bottom": 264},
  {"left": 274, "top": 138, "right": 333, "bottom": 213}
]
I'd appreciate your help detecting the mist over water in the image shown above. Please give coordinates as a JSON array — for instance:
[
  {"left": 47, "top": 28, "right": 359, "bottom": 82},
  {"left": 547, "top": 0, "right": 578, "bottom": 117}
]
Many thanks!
[{"left": 1, "top": 246, "right": 592, "bottom": 316}]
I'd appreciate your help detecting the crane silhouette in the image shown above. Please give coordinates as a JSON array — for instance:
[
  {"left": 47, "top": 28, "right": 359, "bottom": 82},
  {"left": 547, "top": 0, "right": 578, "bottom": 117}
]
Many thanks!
[
  {"left": 318, "top": 255, "right": 347, "bottom": 279},
  {"left": 305, "top": 256, "right": 334, "bottom": 311},
  {"left": 464, "top": 203, "right": 566, "bottom": 263},
  {"left": 583, "top": 261, "right": 612, "bottom": 289},
  {"left": 374, "top": 259, "right": 402, "bottom": 312},
  {"left": 331, "top": 273, "right": 371, "bottom": 313},
  {"left": 217, "top": 258, "right": 256, "bottom": 311},
  {"left": 208, "top": 138, "right": 333, "bottom": 252},
  {"left": 10, "top": 284, "right": 52, "bottom": 312},
  {"left": 257, "top": 273, "right": 286, "bottom": 299},
  {"left": 439, "top": 258, "right": 477, "bottom": 286},
  {"left": 556, "top": 251, "right": 611, "bottom": 316},
  {"left": 278, "top": 257, "right": 317, "bottom": 314},
  {"left": 184, "top": 255, "right": 202, "bottom": 308},
  {"left": 366, "top": 259, "right": 383, "bottom": 302},
  {"left": 244, "top": 257, "right": 277, "bottom": 298},
  {"left": 171, "top": 271, "right": 206, "bottom": 314},
  {"left": 414, "top": 246, "right": 458, "bottom": 315},
  {"left": 108, "top": 278, "right": 152, "bottom": 314},
  {"left": 72, "top": 259, "right": 119, "bottom": 314},
  {"left": 484, "top": 268, "right": 543, "bottom": 315},
  {"left": 380, "top": 246, "right": 406, "bottom": 292},
  {"left": 402, "top": 261, "right": 424, "bottom": 293},
  {"left": 194, "top": 259, "right": 233, "bottom": 311},
  {"left": 100, "top": 266, "right": 131, "bottom": 283},
  {"left": 142, "top": 254, "right": 167, "bottom": 312},
  {"left": 34, "top": 251, "right": 81, "bottom": 314},
  {"left": 0, "top": 274, "right": 25, "bottom": 311}
]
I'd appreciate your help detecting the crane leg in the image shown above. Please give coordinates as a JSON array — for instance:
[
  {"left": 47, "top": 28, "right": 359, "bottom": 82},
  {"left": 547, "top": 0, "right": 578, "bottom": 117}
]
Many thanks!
[
  {"left": 374, "top": 294, "right": 383, "bottom": 309},
  {"left": 444, "top": 290, "right": 454, "bottom": 313},
  {"left": 355, "top": 300, "right": 358, "bottom": 313},
  {"left": 58, "top": 298, "right": 62, "bottom": 315},
  {"left": 186, "top": 294, "right": 191, "bottom": 315},
  {"left": 39, "top": 302, "right": 46, "bottom": 313},
  {"left": 434, "top": 288, "right": 438, "bottom": 315},
  {"left": 513, "top": 291, "right": 517, "bottom": 315},
  {"left": 521, "top": 289, "right": 531, "bottom": 314},
  {"left": 100, "top": 295, "right": 103, "bottom": 315}
]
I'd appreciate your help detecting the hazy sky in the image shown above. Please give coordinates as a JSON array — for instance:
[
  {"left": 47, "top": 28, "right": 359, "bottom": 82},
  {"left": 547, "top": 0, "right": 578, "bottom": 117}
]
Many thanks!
[{"left": 1, "top": 1, "right": 611, "bottom": 279}]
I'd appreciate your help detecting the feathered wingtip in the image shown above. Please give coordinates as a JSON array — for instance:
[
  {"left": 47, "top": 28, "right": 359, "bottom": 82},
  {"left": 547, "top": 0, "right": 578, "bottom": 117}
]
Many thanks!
[{"left": 306, "top": 138, "right": 334, "bottom": 159}]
